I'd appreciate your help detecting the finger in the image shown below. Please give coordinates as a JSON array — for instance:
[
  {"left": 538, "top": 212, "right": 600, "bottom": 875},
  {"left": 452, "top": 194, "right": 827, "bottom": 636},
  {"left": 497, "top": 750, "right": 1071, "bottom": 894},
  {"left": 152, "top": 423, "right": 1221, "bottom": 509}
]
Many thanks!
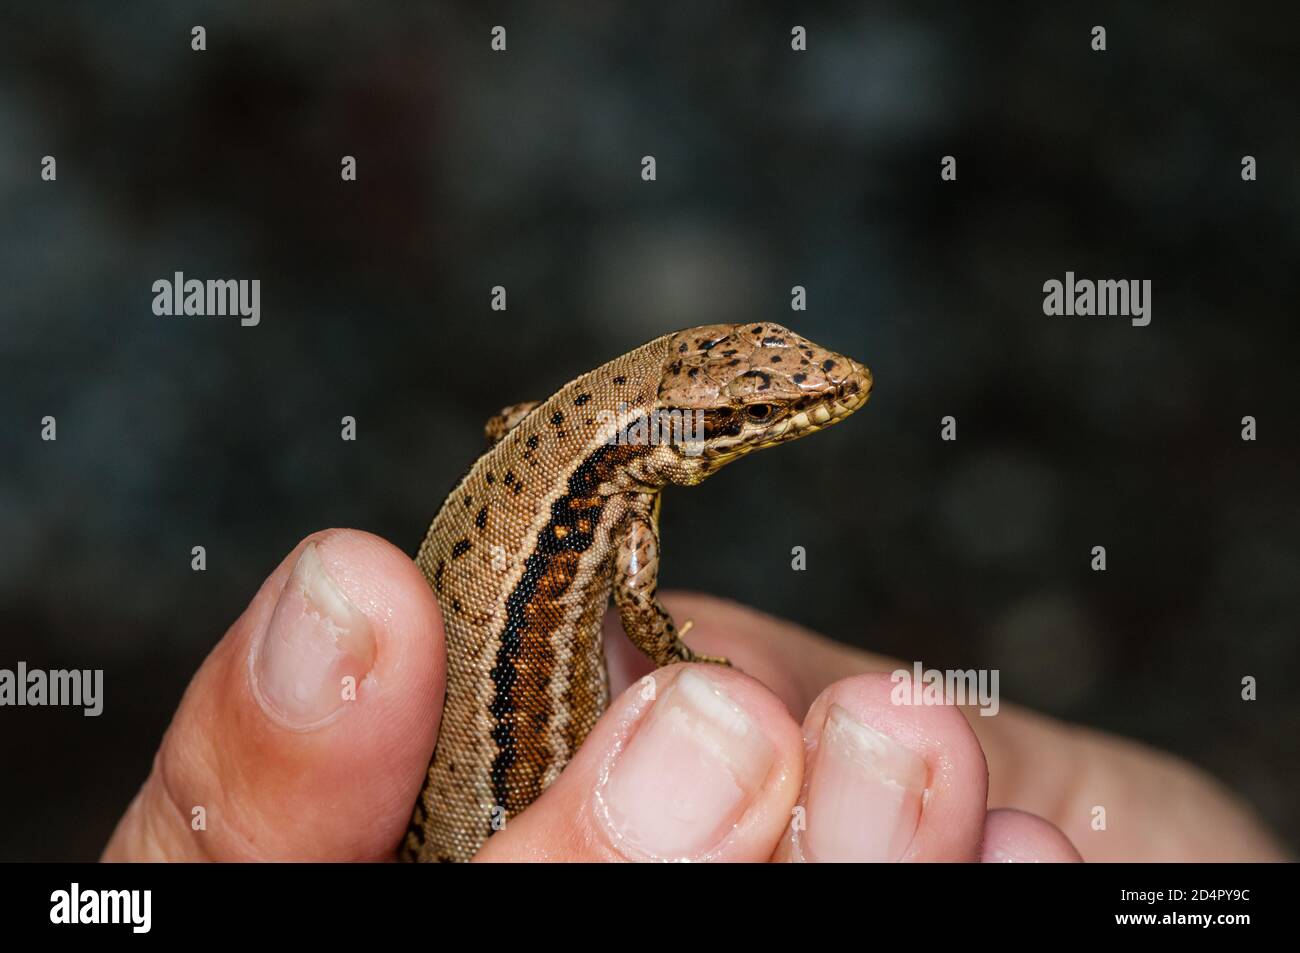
[
  {"left": 773, "top": 672, "right": 988, "bottom": 862},
  {"left": 102, "top": 529, "right": 444, "bottom": 861},
  {"left": 474, "top": 664, "right": 803, "bottom": 862},
  {"left": 605, "top": 591, "right": 893, "bottom": 716},
  {"left": 610, "top": 594, "right": 1288, "bottom": 861},
  {"left": 984, "top": 720, "right": 1291, "bottom": 861},
  {"left": 980, "top": 808, "right": 1083, "bottom": 862}
]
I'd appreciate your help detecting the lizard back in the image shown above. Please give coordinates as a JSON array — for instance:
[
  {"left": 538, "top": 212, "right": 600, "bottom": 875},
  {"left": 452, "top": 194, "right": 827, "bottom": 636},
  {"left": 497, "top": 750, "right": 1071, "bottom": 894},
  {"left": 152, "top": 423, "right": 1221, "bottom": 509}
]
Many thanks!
[{"left": 403, "top": 336, "right": 671, "bottom": 862}]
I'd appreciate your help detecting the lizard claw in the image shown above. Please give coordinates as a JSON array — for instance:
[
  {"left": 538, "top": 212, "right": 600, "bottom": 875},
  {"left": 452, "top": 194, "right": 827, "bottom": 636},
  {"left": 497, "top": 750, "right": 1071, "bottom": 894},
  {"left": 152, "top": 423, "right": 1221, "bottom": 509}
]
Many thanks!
[
  {"left": 675, "top": 619, "right": 731, "bottom": 667},
  {"left": 692, "top": 652, "right": 732, "bottom": 667}
]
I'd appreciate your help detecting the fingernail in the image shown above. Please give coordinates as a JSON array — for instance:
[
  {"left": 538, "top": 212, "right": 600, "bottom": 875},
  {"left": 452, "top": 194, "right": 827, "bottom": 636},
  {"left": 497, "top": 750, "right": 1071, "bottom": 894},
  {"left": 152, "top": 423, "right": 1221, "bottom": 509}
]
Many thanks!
[
  {"left": 802, "top": 704, "right": 927, "bottom": 862},
  {"left": 252, "top": 541, "right": 376, "bottom": 728},
  {"left": 601, "top": 669, "right": 774, "bottom": 860}
]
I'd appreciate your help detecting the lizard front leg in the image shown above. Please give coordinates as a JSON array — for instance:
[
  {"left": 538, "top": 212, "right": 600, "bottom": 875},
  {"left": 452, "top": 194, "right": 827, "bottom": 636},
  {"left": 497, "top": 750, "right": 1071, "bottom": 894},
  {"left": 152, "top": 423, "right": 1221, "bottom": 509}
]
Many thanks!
[
  {"left": 613, "top": 493, "right": 730, "bottom": 667},
  {"left": 483, "top": 400, "right": 541, "bottom": 446}
]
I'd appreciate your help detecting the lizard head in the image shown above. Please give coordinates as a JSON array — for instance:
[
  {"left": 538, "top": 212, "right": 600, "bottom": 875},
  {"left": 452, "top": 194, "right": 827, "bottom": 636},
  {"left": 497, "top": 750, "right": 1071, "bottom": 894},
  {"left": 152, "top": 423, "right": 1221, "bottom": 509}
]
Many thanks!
[{"left": 652, "top": 322, "right": 872, "bottom": 484}]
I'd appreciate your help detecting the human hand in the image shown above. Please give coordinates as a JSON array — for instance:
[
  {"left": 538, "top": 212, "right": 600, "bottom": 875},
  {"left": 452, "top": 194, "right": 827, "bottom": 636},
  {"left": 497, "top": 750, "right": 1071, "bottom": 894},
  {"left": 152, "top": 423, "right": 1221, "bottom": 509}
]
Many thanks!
[{"left": 102, "top": 529, "right": 1285, "bottom": 862}]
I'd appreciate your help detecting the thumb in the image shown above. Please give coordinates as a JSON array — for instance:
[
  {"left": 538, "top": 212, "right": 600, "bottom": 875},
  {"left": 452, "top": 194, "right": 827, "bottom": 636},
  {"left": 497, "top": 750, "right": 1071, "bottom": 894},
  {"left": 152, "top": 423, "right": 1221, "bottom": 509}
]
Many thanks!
[
  {"left": 102, "top": 529, "right": 444, "bottom": 861},
  {"left": 475, "top": 664, "right": 804, "bottom": 862}
]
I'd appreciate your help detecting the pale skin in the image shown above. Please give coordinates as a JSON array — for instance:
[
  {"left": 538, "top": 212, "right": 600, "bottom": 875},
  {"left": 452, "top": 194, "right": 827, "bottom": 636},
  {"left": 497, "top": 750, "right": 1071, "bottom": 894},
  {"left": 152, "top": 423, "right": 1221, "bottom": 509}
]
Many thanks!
[{"left": 103, "top": 529, "right": 1287, "bottom": 863}]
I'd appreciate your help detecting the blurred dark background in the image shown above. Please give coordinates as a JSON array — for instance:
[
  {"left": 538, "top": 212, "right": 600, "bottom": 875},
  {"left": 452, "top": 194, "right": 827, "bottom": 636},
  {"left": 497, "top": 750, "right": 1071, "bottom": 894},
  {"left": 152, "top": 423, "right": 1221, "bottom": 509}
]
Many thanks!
[{"left": 1, "top": 2, "right": 1297, "bottom": 860}]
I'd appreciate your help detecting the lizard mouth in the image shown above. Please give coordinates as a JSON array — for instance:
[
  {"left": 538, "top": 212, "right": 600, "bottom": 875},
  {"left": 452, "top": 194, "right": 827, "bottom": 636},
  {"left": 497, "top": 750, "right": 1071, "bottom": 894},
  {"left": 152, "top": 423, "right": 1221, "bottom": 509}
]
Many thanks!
[
  {"left": 774, "top": 361, "right": 873, "bottom": 438},
  {"left": 696, "top": 359, "right": 873, "bottom": 462}
]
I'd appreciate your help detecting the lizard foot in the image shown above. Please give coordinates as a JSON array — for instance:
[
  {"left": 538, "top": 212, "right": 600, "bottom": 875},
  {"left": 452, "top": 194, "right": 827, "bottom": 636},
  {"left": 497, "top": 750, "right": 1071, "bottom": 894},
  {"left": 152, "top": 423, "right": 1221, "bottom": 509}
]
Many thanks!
[{"left": 673, "top": 620, "right": 731, "bottom": 667}]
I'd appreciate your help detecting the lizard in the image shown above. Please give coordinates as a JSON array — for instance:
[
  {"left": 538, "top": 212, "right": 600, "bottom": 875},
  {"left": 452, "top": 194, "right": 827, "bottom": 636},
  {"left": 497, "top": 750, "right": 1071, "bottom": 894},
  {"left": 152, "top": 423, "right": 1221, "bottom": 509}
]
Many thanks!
[{"left": 400, "top": 322, "right": 872, "bottom": 862}]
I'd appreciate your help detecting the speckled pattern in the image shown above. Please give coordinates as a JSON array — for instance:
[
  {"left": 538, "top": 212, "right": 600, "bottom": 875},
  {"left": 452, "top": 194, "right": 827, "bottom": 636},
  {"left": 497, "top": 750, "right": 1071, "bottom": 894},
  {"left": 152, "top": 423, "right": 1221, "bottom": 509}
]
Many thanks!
[{"left": 401, "top": 323, "right": 871, "bottom": 861}]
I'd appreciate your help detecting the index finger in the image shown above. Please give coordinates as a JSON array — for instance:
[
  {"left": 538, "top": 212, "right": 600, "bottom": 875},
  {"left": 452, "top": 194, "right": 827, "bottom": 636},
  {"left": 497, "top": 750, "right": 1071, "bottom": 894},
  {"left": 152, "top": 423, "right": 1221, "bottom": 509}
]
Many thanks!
[{"left": 605, "top": 590, "right": 895, "bottom": 716}]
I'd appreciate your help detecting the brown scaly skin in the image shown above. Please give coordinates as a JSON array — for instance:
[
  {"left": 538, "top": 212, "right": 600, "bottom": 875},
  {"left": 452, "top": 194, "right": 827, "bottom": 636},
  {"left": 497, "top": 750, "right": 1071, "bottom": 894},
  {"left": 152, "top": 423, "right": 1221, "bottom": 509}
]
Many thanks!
[{"left": 401, "top": 323, "right": 872, "bottom": 861}]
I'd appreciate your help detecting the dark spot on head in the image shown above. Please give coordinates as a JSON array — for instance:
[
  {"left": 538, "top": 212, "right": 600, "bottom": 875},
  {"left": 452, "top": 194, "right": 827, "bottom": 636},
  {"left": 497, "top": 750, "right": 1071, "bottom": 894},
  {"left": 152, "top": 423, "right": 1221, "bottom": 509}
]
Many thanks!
[
  {"left": 771, "top": 355, "right": 782, "bottom": 363},
  {"left": 688, "top": 367, "right": 699, "bottom": 378},
  {"left": 751, "top": 326, "right": 763, "bottom": 334},
  {"left": 574, "top": 393, "right": 592, "bottom": 406},
  {"left": 722, "top": 349, "right": 737, "bottom": 357},
  {"left": 727, "top": 358, "right": 740, "bottom": 366},
  {"left": 668, "top": 360, "right": 682, "bottom": 375},
  {"left": 678, "top": 343, "right": 687, "bottom": 352},
  {"left": 485, "top": 472, "right": 495, "bottom": 484},
  {"left": 741, "top": 369, "right": 772, "bottom": 390},
  {"left": 702, "top": 408, "right": 742, "bottom": 438},
  {"left": 823, "top": 360, "right": 836, "bottom": 371},
  {"left": 793, "top": 372, "right": 807, "bottom": 384},
  {"left": 762, "top": 336, "right": 784, "bottom": 347},
  {"left": 699, "top": 338, "right": 721, "bottom": 350},
  {"left": 613, "top": 375, "right": 626, "bottom": 385},
  {"left": 551, "top": 411, "right": 564, "bottom": 426},
  {"left": 452, "top": 538, "right": 471, "bottom": 559},
  {"left": 526, "top": 434, "right": 540, "bottom": 450},
  {"left": 475, "top": 506, "right": 488, "bottom": 529}
]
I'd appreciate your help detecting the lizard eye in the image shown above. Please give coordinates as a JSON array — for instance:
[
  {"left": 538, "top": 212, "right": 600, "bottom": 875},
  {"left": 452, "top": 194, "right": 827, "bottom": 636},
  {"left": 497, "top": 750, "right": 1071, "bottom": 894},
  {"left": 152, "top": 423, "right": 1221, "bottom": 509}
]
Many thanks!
[{"left": 745, "top": 403, "right": 774, "bottom": 422}]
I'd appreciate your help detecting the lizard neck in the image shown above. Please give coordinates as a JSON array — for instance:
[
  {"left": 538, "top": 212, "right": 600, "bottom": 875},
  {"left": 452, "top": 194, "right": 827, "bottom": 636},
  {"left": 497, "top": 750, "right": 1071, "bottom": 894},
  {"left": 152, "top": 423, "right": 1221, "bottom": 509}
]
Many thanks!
[{"left": 483, "top": 333, "right": 678, "bottom": 497}]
